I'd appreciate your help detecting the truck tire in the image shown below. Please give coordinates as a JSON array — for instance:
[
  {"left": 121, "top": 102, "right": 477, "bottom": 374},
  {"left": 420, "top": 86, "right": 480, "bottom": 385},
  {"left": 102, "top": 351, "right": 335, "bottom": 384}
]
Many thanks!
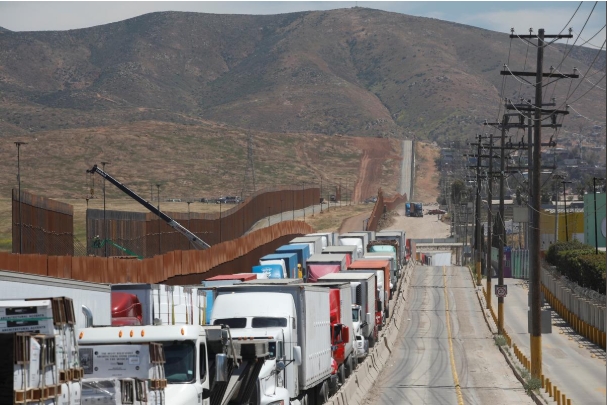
[
  {"left": 338, "top": 364, "right": 346, "bottom": 385},
  {"left": 316, "top": 381, "right": 329, "bottom": 404},
  {"left": 344, "top": 355, "right": 353, "bottom": 377}
]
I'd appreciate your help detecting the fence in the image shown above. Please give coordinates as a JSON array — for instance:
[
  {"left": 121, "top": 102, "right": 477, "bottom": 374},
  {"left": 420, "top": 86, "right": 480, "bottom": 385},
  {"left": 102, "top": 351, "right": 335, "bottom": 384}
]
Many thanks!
[
  {"left": 87, "top": 186, "right": 319, "bottom": 258},
  {"left": 511, "top": 249, "right": 530, "bottom": 279},
  {"left": 365, "top": 189, "right": 407, "bottom": 231},
  {"left": 12, "top": 189, "right": 74, "bottom": 256},
  {"left": 0, "top": 221, "right": 314, "bottom": 284}
]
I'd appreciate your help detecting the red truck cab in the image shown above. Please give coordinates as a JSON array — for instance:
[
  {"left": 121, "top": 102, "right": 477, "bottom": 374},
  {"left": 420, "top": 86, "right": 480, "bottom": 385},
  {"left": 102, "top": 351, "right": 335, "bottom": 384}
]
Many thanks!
[
  {"left": 111, "top": 292, "right": 143, "bottom": 326},
  {"left": 329, "top": 288, "right": 350, "bottom": 393}
]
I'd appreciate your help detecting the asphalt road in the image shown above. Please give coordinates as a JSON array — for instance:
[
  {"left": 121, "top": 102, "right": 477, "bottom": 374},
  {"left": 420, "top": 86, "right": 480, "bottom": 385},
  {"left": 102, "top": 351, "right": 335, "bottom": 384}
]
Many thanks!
[
  {"left": 364, "top": 266, "right": 534, "bottom": 405},
  {"left": 495, "top": 278, "right": 606, "bottom": 405},
  {"left": 400, "top": 140, "right": 413, "bottom": 199}
]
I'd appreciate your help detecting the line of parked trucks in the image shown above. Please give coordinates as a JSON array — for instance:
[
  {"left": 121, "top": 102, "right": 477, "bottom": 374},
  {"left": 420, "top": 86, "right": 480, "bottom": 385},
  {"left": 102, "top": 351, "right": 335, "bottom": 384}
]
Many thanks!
[{"left": 1, "top": 230, "right": 416, "bottom": 405}]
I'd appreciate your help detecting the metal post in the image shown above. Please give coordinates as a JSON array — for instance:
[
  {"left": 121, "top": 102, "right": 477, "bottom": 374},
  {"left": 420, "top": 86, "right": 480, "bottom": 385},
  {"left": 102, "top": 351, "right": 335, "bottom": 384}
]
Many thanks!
[
  {"left": 101, "top": 161, "right": 109, "bottom": 257},
  {"left": 339, "top": 178, "right": 342, "bottom": 208},
  {"left": 302, "top": 181, "right": 305, "bottom": 222},
  {"left": 280, "top": 199, "right": 283, "bottom": 222},
  {"left": 562, "top": 181, "right": 571, "bottom": 242},
  {"left": 15, "top": 141, "right": 27, "bottom": 254},
  {"left": 292, "top": 185, "right": 295, "bottom": 220},
  {"left": 156, "top": 184, "right": 161, "bottom": 254},
  {"left": 219, "top": 200, "right": 222, "bottom": 242},
  {"left": 85, "top": 197, "right": 90, "bottom": 255},
  {"left": 320, "top": 176, "right": 323, "bottom": 213},
  {"left": 268, "top": 206, "right": 271, "bottom": 226},
  {"left": 187, "top": 201, "right": 191, "bottom": 249}
]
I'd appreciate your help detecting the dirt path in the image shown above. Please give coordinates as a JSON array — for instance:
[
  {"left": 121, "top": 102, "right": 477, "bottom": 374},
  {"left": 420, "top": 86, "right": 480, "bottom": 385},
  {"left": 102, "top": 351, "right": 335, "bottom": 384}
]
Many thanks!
[
  {"left": 338, "top": 210, "right": 372, "bottom": 233},
  {"left": 352, "top": 150, "right": 370, "bottom": 203},
  {"left": 351, "top": 137, "right": 401, "bottom": 203}
]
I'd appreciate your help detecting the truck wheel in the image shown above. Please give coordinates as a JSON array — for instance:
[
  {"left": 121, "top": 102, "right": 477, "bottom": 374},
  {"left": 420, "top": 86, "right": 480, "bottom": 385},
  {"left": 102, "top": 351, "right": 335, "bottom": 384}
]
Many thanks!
[
  {"left": 316, "top": 381, "right": 329, "bottom": 404},
  {"left": 338, "top": 364, "right": 346, "bottom": 384},
  {"left": 345, "top": 355, "right": 353, "bottom": 377}
]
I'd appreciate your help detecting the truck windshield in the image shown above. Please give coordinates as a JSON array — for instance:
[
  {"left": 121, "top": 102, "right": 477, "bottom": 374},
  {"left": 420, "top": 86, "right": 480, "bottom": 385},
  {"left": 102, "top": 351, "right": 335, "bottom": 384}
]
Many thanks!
[
  {"left": 352, "top": 309, "right": 359, "bottom": 322},
  {"left": 213, "top": 318, "right": 247, "bottom": 328},
  {"left": 163, "top": 341, "right": 196, "bottom": 383},
  {"left": 252, "top": 317, "right": 287, "bottom": 328}
]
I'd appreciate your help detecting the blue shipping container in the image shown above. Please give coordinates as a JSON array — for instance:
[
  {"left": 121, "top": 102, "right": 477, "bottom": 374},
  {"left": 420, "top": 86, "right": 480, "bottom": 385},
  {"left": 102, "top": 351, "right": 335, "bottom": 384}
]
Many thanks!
[
  {"left": 260, "top": 253, "right": 299, "bottom": 278},
  {"left": 252, "top": 264, "right": 285, "bottom": 279},
  {"left": 275, "top": 244, "right": 311, "bottom": 274}
]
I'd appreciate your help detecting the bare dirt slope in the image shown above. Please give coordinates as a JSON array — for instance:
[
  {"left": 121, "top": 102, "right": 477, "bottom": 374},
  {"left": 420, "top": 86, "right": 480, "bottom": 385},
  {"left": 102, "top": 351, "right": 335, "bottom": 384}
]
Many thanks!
[{"left": 351, "top": 137, "right": 402, "bottom": 203}]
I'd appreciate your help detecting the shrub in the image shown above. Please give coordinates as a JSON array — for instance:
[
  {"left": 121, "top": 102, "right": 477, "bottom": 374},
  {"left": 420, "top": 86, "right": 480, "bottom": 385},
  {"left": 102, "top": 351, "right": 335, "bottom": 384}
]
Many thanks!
[
  {"left": 546, "top": 240, "right": 588, "bottom": 265},
  {"left": 555, "top": 249, "right": 595, "bottom": 285},
  {"left": 578, "top": 254, "right": 606, "bottom": 294}
]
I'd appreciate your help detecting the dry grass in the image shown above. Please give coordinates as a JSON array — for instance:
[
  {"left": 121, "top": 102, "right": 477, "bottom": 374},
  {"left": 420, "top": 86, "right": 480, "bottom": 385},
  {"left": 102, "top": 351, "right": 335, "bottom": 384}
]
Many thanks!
[{"left": 305, "top": 203, "right": 373, "bottom": 233}]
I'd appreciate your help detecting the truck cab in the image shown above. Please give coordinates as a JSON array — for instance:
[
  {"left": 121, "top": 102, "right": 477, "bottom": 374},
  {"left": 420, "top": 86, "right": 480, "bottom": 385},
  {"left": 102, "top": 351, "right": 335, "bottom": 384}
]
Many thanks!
[{"left": 78, "top": 324, "right": 268, "bottom": 405}]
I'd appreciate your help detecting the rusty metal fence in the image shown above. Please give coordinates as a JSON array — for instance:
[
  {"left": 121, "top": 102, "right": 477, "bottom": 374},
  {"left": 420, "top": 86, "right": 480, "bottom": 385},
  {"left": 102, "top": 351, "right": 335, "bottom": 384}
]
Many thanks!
[
  {"left": 12, "top": 189, "right": 74, "bottom": 256},
  {"left": 365, "top": 189, "right": 408, "bottom": 231},
  {"left": 0, "top": 221, "right": 314, "bottom": 284},
  {"left": 87, "top": 186, "right": 319, "bottom": 258}
]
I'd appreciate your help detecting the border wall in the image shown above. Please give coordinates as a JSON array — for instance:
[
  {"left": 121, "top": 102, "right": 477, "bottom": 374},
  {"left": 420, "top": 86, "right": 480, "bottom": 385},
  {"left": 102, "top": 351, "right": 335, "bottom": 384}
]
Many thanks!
[{"left": 12, "top": 189, "right": 74, "bottom": 256}]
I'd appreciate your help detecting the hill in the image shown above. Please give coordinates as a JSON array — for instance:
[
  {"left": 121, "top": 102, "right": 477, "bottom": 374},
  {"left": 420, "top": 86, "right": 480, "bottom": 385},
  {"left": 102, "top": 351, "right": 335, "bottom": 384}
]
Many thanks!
[{"left": 0, "top": 8, "right": 603, "bottom": 143}]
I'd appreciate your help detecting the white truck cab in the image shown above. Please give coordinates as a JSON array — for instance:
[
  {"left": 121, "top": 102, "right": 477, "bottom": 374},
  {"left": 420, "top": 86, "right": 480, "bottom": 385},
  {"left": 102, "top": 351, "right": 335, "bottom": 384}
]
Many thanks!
[{"left": 78, "top": 323, "right": 269, "bottom": 405}]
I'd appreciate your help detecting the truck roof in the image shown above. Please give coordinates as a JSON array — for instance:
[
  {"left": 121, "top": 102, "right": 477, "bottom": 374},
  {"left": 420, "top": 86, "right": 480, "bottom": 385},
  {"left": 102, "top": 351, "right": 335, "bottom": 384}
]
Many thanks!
[
  {"left": 307, "top": 253, "right": 347, "bottom": 263},
  {"left": 243, "top": 279, "right": 303, "bottom": 285},
  {"left": 277, "top": 244, "right": 309, "bottom": 251},
  {"left": 322, "top": 246, "right": 357, "bottom": 253},
  {"left": 0, "top": 270, "right": 110, "bottom": 292},
  {"left": 318, "top": 273, "right": 374, "bottom": 281},
  {"left": 206, "top": 273, "right": 257, "bottom": 281},
  {"left": 376, "top": 231, "right": 403, "bottom": 237},
  {"left": 348, "top": 260, "right": 390, "bottom": 269},
  {"left": 291, "top": 236, "right": 322, "bottom": 243},
  {"left": 78, "top": 324, "right": 214, "bottom": 343}
]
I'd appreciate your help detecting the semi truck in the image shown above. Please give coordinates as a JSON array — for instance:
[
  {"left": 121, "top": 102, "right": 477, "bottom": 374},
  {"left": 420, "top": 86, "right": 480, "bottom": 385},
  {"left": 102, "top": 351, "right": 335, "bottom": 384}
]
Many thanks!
[
  {"left": 78, "top": 322, "right": 270, "bottom": 405},
  {"left": 317, "top": 272, "right": 378, "bottom": 347},
  {"left": 211, "top": 283, "right": 333, "bottom": 405},
  {"left": 289, "top": 236, "right": 323, "bottom": 256},
  {"left": 362, "top": 253, "right": 398, "bottom": 292},
  {"left": 321, "top": 245, "right": 358, "bottom": 265},
  {"left": 259, "top": 253, "right": 299, "bottom": 278},
  {"left": 348, "top": 258, "right": 392, "bottom": 308},
  {"left": 276, "top": 244, "right": 311, "bottom": 276},
  {"left": 0, "top": 269, "right": 111, "bottom": 329},
  {"left": 314, "top": 282, "right": 355, "bottom": 393},
  {"left": 410, "top": 202, "right": 423, "bottom": 217},
  {"left": 306, "top": 232, "right": 338, "bottom": 249},
  {"left": 111, "top": 283, "right": 207, "bottom": 326},
  {"left": 374, "top": 230, "right": 406, "bottom": 267},
  {"left": 305, "top": 253, "right": 347, "bottom": 282}
]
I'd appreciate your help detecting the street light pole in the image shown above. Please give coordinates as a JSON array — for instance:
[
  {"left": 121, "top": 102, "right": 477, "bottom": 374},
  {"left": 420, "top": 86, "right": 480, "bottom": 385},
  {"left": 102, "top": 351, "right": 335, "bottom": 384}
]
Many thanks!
[
  {"left": 187, "top": 201, "right": 192, "bottom": 249},
  {"left": 101, "top": 161, "right": 109, "bottom": 257},
  {"left": 281, "top": 199, "right": 283, "bottom": 222},
  {"left": 15, "top": 141, "right": 27, "bottom": 254},
  {"left": 339, "top": 178, "right": 342, "bottom": 208},
  {"left": 156, "top": 184, "right": 161, "bottom": 254},
  {"left": 302, "top": 181, "right": 305, "bottom": 222},
  {"left": 593, "top": 177, "right": 604, "bottom": 254},
  {"left": 562, "top": 181, "right": 572, "bottom": 242}
]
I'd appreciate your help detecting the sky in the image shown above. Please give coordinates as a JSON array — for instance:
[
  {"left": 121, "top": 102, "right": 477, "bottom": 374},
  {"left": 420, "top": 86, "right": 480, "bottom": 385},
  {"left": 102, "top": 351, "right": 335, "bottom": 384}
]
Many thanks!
[{"left": 0, "top": 1, "right": 605, "bottom": 47}]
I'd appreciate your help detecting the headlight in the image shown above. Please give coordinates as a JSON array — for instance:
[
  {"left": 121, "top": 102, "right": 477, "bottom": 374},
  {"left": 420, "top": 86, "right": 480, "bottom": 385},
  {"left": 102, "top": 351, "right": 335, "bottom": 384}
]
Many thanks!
[{"left": 267, "top": 401, "right": 285, "bottom": 405}]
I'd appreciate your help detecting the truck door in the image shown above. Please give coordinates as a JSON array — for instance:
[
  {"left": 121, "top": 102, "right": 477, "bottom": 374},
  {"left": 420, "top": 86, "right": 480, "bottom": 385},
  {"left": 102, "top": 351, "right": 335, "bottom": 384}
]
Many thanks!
[{"left": 199, "top": 342, "right": 208, "bottom": 404}]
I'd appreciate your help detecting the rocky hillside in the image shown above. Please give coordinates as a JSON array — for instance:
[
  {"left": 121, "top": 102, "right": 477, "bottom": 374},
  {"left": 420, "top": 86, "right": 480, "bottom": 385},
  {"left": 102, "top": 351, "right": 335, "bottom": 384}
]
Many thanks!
[{"left": 0, "top": 8, "right": 604, "bottom": 143}]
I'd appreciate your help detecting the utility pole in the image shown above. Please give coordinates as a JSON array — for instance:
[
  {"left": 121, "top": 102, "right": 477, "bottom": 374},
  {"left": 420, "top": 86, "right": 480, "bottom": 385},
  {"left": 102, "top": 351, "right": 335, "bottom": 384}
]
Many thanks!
[
  {"left": 501, "top": 28, "right": 576, "bottom": 379},
  {"left": 497, "top": 118, "right": 506, "bottom": 334},
  {"left": 562, "top": 181, "right": 572, "bottom": 241},
  {"left": 475, "top": 135, "right": 482, "bottom": 286},
  {"left": 593, "top": 178, "right": 604, "bottom": 254},
  {"left": 156, "top": 184, "right": 161, "bottom": 254},
  {"left": 486, "top": 134, "right": 494, "bottom": 310}
]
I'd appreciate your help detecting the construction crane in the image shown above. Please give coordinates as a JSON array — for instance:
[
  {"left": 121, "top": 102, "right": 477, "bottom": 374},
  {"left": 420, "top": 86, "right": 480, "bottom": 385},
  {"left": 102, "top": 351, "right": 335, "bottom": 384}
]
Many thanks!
[{"left": 86, "top": 165, "right": 211, "bottom": 249}]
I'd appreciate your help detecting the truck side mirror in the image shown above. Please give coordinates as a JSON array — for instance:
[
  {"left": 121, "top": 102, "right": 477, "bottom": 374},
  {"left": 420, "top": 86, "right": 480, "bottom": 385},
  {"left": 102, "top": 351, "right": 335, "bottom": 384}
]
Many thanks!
[
  {"left": 202, "top": 388, "right": 211, "bottom": 400},
  {"left": 215, "top": 354, "right": 229, "bottom": 382},
  {"left": 342, "top": 326, "right": 350, "bottom": 344},
  {"left": 293, "top": 346, "right": 302, "bottom": 366}
]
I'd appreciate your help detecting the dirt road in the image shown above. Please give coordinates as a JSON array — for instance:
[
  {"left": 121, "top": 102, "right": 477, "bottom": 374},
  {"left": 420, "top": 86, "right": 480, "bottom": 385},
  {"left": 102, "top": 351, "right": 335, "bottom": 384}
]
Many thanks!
[{"left": 381, "top": 206, "right": 450, "bottom": 239}]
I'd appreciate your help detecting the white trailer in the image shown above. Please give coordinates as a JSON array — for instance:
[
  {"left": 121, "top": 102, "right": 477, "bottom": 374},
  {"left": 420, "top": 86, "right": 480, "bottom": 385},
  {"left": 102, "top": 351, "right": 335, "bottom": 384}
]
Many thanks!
[
  {"left": 376, "top": 231, "right": 406, "bottom": 266},
  {"left": 290, "top": 236, "right": 323, "bottom": 256},
  {"left": 111, "top": 283, "right": 206, "bottom": 326},
  {"left": 212, "top": 284, "right": 333, "bottom": 404},
  {"left": 0, "top": 270, "right": 111, "bottom": 328},
  {"left": 317, "top": 272, "right": 377, "bottom": 346},
  {"left": 322, "top": 245, "right": 359, "bottom": 261}
]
